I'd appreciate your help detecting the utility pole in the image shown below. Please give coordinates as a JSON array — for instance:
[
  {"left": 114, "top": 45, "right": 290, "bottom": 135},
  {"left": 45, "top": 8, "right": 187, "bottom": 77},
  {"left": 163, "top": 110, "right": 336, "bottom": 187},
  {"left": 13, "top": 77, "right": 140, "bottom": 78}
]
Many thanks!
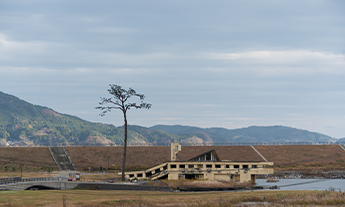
[{"left": 63, "top": 193, "right": 66, "bottom": 207}]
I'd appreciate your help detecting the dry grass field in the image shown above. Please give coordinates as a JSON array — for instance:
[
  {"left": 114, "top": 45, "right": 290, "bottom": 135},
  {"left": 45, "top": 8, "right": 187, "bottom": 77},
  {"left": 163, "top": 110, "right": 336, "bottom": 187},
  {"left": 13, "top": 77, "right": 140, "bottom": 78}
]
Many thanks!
[
  {"left": 77, "top": 173, "right": 121, "bottom": 182},
  {"left": 0, "top": 147, "right": 58, "bottom": 172},
  {"left": 65, "top": 145, "right": 264, "bottom": 171},
  {"left": 65, "top": 146, "right": 171, "bottom": 171},
  {"left": 0, "top": 189, "right": 343, "bottom": 206},
  {"left": 255, "top": 145, "right": 345, "bottom": 170},
  {"left": 1, "top": 145, "right": 345, "bottom": 172}
]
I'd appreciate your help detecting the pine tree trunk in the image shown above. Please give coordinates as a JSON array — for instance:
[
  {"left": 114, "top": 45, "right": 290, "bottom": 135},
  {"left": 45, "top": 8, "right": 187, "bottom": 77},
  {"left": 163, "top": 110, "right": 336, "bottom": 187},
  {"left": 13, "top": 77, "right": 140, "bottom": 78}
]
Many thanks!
[{"left": 121, "top": 112, "right": 128, "bottom": 181}]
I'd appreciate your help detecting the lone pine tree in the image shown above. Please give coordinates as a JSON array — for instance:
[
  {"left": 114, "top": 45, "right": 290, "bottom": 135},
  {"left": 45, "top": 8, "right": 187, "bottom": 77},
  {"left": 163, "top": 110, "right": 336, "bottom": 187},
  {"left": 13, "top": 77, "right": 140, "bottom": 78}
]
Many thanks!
[{"left": 96, "top": 84, "right": 151, "bottom": 181}]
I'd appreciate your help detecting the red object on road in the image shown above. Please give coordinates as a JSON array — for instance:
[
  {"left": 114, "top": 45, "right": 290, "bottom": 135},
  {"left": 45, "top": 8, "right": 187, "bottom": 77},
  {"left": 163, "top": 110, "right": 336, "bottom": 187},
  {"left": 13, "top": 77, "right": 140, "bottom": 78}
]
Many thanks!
[
  {"left": 76, "top": 173, "right": 80, "bottom": 181},
  {"left": 68, "top": 177, "right": 73, "bottom": 181}
]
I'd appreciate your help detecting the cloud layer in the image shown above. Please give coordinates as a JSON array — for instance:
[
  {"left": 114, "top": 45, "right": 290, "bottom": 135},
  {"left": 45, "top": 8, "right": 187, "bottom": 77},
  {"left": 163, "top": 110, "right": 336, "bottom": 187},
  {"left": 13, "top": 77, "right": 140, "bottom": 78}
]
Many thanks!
[{"left": 1, "top": 0, "right": 345, "bottom": 138}]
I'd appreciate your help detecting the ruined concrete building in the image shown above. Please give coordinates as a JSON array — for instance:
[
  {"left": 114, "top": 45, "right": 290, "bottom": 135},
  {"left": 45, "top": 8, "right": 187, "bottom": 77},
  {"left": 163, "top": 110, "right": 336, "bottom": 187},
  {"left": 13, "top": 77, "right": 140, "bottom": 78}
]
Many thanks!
[{"left": 119, "top": 143, "right": 273, "bottom": 183}]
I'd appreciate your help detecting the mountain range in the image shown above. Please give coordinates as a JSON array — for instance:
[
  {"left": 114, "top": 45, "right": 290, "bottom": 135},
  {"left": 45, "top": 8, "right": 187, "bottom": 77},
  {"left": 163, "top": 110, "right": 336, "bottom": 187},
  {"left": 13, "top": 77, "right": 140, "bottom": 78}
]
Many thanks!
[{"left": 0, "top": 91, "right": 336, "bottom": 146}]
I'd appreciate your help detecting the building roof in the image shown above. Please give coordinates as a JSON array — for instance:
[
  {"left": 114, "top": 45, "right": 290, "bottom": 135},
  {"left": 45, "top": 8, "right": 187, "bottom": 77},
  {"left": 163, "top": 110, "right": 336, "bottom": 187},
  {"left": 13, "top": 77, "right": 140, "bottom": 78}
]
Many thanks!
[
  {"left": 176, "top": 146, "right": 265, "bottom": 162},
  {"left": 186, "top": 149, "right": 220, "bottom": 161}
]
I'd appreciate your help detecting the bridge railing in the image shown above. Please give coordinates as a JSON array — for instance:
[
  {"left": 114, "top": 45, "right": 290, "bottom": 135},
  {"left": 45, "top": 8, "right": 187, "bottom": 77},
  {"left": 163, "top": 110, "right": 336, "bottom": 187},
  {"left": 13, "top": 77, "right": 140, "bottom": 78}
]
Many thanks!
[{"left": 0, "top": 176, "right": 66, "bottom": 185}]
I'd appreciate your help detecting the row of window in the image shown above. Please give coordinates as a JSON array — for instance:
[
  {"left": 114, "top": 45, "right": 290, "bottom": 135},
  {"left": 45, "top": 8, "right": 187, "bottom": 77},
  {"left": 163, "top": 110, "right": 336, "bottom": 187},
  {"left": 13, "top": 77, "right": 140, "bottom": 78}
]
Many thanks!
[
  {"left": 128, "top": 164, "right": 260, "bottom": 178},
  {"left": 129, "top": 174, "right": 142, "bottom": 178},
  {"left": 129, "top": 166, "right": 169, "bottom": 178},
  {"left": 170, "top": 164, "right": 258, "bottom": 169}
]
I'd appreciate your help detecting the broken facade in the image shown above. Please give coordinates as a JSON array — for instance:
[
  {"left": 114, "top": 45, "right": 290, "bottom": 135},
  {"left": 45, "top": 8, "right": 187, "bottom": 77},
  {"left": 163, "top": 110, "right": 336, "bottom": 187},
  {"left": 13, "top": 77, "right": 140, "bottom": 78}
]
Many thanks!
[{"left": 120, "top": 143, "right": 273, "bottom": 183}]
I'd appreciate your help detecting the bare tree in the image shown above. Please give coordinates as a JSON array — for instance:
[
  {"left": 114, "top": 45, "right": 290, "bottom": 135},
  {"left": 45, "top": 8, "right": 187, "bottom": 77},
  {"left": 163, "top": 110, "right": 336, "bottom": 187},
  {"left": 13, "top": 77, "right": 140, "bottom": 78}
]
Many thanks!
[{"left": 96, "top": 84, "right": 151, "bottom": 181}]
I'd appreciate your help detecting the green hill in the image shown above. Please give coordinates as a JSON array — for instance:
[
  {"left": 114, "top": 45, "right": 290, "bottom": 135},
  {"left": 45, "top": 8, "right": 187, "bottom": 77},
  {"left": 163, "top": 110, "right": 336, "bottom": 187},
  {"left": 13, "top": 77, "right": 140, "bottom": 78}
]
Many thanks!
[
  {"left": 0, "top": 91, "right": 177, "bottom": 145},
  {"left": 149, "top": 125, "right": 336, "bottom": 143},
  {"left": 0, "top": 91, "right": 336, "bottom": 146}
]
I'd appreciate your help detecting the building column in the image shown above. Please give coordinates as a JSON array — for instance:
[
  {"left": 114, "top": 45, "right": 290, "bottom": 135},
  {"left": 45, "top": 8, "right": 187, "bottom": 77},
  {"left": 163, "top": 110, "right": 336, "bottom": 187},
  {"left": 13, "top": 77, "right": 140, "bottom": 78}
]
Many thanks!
[
  {"left": 239, "top": 172, "right": 251, "bottom": 183},
  {"left": 230, "top": 174, "right": 236, "bottom": 182},
  {"left": 251, "top": 174, "right": 256, "bottom": 183}
]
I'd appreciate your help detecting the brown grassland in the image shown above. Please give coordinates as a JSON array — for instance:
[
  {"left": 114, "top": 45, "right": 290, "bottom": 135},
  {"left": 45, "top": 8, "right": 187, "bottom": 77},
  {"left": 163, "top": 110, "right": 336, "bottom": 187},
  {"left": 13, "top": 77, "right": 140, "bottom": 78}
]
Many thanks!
[
  {"left": 256, "top": 145, "right": 345, "bottom": 171},
  {"left": 1, "top": 189, "right": 345, "bottom": 206},
  {"left": 0, "top": 147, "right": 57, "bottom": 171},
  {"left": 1, "top": 145, "right": 345, "bottom": 172},
  {"left": 65, "top": 145, "right": 266, "bottom": 171},
  {"left": 77, "top": 173, "right": 121, "bottom": 182},
  {"left": 65, "top": 146, "right": 172, "bottom": 171},
  {"left": 2, "top": 146, "right": 345, "bottom": 206}
]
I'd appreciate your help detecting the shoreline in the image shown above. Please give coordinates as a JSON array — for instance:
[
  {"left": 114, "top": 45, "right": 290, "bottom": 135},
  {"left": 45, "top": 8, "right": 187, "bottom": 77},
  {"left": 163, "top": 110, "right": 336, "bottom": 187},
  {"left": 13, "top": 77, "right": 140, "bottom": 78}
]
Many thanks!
[{"left": 259, "top": 170, "right": 345, "bottom": 179}]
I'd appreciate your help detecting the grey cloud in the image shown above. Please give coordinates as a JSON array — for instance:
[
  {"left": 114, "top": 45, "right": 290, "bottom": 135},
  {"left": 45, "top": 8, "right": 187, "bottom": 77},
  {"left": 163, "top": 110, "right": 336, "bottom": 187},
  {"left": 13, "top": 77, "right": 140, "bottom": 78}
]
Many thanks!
[{"left": 1, "top": 0, "right": 345, "bottom": 138}]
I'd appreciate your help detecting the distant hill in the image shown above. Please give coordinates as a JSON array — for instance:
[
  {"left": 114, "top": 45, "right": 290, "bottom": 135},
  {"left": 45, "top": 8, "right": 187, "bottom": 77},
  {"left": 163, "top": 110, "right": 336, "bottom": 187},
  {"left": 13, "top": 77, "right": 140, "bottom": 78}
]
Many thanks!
[
  {"left": 0, "top": 91, "right": 177, "bottom": 145},
  {"left": 335, "top": 138, "right": 345, "bottom": 143},
  {"left": 0, "top": 91, "right": 336, "bottom": 145},
  {"left": 149, "top": 125, "right": 336, "bottom": 143}
]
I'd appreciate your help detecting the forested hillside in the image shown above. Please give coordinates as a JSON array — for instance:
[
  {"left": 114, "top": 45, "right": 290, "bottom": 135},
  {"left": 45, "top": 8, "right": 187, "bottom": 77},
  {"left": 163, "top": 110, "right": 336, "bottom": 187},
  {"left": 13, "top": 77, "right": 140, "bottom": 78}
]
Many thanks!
[
  {"left": 0, "top": 91, "right": 336, "bottom": 146},
  {"left": 0, "top": 91, "right": 177, "bottom": 145},
  {"left": 150, "top": 125, "right": 336, "bottom": 143}
]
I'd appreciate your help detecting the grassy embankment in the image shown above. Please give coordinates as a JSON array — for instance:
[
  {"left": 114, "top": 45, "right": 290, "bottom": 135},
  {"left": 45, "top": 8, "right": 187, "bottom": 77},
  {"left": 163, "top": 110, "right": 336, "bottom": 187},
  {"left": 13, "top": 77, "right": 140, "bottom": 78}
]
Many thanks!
[
  {"left": 256, "top": 145, "right": 345, "bottom": 172},
  {"left": 1, "top": 190, "right": 345, "bottom": 206},
  {"left": 67, "top": 145, "right": 345, "bottom": 172},
  {"left": 2, "top": 145, "right": 345, "bottom": 175}
]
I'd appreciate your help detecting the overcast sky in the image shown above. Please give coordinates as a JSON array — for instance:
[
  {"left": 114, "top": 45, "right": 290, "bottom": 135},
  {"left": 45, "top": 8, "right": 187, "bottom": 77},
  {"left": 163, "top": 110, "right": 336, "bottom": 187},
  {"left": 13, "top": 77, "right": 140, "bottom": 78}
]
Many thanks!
[{"left": 1, "top": 0, "right": 345, "bottom": 138}]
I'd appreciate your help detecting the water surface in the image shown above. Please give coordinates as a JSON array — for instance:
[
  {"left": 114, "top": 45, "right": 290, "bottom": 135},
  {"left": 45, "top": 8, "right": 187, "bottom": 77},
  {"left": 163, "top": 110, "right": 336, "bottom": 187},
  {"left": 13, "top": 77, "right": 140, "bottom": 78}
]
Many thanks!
[{"left": 257, "top": 179, "right": 345, "bottom": 191}]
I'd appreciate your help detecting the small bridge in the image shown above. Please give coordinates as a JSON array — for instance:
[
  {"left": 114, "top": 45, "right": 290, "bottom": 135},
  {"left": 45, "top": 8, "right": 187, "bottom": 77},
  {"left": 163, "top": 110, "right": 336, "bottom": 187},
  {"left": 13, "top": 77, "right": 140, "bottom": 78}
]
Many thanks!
[
  {"left": 0, "top": 181, "right": 79, "bottom": 191},
  {"left": 0, "top": 179, "right": 172, "bottom": 191},
  {"left": 0, "top": 176, "right": 78, "bottom": 191}
]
